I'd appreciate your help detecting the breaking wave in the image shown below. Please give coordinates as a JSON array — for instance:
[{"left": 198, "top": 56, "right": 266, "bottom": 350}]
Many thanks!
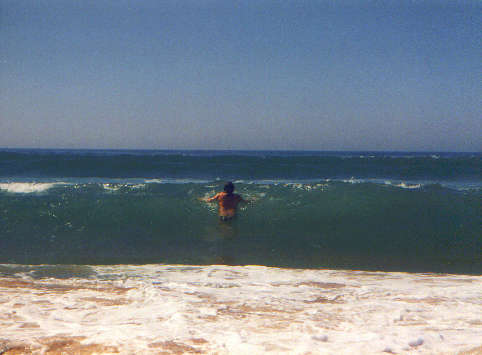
[{"left": 0, "top": 181, "right": 479, "bottom": 273}]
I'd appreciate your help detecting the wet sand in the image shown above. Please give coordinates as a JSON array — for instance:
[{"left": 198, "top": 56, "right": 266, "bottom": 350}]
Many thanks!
[{"left": 0, "top": 265, "right": 481, "bottom": 354}]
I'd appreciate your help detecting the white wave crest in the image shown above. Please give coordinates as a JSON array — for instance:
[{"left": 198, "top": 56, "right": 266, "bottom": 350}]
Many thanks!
[
  {"left": 144, "top": 178, "right": 210, "bottom": 184},
  {"left": 144, "top": 179, "right": 163, "bottom": 183},
  {"left": 0, "top": 182, "right": 62, "bottom": 194},
  {"left": 339, "top": 178, "right": 423, "bottom": 189},
  {"left": 384, "top": 181, "right": 422, "bottom": 189},
  {"left": 342, "top": 177, "right": 362, "bottom": 184},
  {"left": 102, "top": 183, "right": 121, "bottom": 191},
  {"left": 102, "top": 183, "right": 147, "bottom": 191}
]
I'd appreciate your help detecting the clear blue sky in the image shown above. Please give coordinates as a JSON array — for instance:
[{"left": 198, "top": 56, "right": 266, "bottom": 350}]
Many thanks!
[{"left": 1, "top": 0, "right": 480, "bottom": 151}]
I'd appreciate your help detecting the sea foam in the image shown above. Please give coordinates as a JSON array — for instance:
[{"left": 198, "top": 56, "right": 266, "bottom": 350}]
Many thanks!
[
  {"left": 0, "top": 265, "right": 480, "bottom": 354},
  {"left": 0, "top": 182, "right": 63, "bottom": 194}
]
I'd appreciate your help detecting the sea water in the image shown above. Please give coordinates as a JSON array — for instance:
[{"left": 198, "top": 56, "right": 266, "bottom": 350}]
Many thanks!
[
  {"left": 0, "top": 149, "right": 480, "bottom": 273},
  {"left": 0, "top": 149, "right": 480, "bottom": 354}
]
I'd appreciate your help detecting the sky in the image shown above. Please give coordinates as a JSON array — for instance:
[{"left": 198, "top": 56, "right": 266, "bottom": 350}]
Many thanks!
[{"left": 1, "top": 0, "right": 481, "bottom": 151}]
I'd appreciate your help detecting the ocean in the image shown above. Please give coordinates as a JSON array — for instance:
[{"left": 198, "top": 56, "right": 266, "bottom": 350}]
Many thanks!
[
  {"left": 0, "top": 149, "right": 480, "bottom": 273},
  {"left": 0, "top": 149, "right": 481, "bottom": 354}
]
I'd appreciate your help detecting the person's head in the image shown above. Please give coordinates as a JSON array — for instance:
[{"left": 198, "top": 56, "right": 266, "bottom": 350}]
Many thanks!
[{"left": 224, "top": 181, "right": 234, "bottom": 194}]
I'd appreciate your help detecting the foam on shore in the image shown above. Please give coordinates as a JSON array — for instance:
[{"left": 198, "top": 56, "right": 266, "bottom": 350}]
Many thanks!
[{"left": 0, "top": 265, "right": 481, "bottom": 354}]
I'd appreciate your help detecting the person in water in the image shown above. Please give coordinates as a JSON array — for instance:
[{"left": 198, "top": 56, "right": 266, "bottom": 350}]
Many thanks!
[{"left": 204, "top": 182, "right": 246, "bottom": 221}]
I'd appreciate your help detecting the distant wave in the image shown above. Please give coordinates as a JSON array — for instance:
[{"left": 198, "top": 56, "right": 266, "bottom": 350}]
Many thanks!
[
  {"left": 0, "top": 179, "right": 438, "bottom": 197},
  {"left": 383, "top": 181, "right": 422, "bottom": 189},
  {"left": 0, "top": 182, "right": 66, "bottom": 194},
  {"left": 0, "top": 150, "right": 480, "bottom": 182},
  {"left": 0, "top": 178, "right": 479, "bottom": 194}
]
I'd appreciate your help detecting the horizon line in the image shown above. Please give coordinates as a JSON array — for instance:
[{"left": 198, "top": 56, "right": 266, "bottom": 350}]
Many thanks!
[{"left": 0, "top": 147, "right": 480, "bottom": 154}]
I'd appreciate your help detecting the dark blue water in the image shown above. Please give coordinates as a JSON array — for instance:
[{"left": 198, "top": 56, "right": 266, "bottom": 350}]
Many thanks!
[
  {"left": 0, "top": 149, "right": 480, "bottom": 274},
  {"left": 1, "top": 149, "right": 480, "bottom": 182}
]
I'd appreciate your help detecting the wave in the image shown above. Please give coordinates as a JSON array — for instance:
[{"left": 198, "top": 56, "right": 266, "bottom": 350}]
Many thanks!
[
  {"left": 341, "top": 178, "right": 423, "bottom": 189},
  {"left": 0, "top": 150, "right": 479, "bottom": 272},
  {"left": 0, "top": 181, "right": 480, "bottom": 273},
  {"left": 1, "top": 150, "right": 480, "bottom": 181},
  {"left": 385, "top": 181, "right": 422, "bottom": 189},
  {"left": 0, "top": 182, "right": 67, "bottom": 194},
  {"left": 0, "top": 178, "right": 480, "bottom": 195}
]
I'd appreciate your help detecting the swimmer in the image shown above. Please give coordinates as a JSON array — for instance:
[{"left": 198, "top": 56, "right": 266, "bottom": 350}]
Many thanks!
[{"left": 202, "top": 182, "right": 247, "bottom": 221}]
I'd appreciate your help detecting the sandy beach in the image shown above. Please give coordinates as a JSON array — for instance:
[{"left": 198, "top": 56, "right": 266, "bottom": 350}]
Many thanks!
[
  {"left": 0, "top": 265, "right": 480, "bottom": 354},
  {"left": 2, "top": 0, "right": 481, "bottom": 353}
]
